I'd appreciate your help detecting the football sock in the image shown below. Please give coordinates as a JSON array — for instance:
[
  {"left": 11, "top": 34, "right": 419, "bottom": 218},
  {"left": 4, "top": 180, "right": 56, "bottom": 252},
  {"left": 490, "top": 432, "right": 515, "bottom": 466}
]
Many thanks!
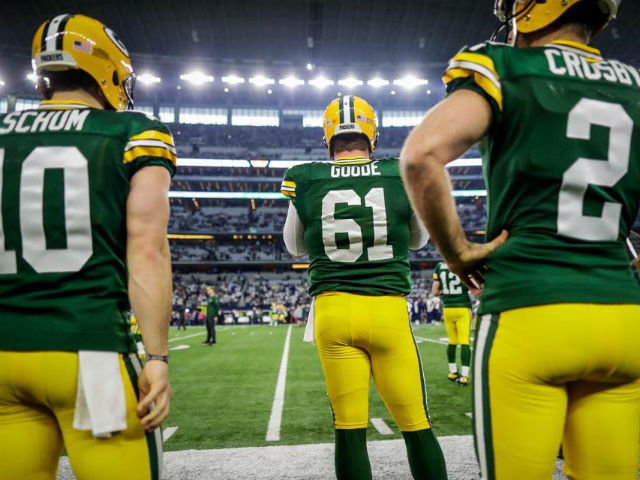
[
  {"left": 334, "top": 428, "right": 372, "bottom": 480},
  {"left": 447, "top": 344, "right": 457, "bottom": 372},
  {"left": 460, "top": 345, "right": 471, "bottom": 369},
  {"left": 461, "top": 366, "right": 469, "bottom": 377},
  {"left": 402, "top": 428, "right": 448, "bottom": 480}
]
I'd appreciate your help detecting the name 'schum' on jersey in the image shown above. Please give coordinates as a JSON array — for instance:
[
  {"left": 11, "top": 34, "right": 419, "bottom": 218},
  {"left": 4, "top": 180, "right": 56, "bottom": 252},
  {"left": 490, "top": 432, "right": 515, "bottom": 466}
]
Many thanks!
[
  {"left": 0, "top": 103, "right": 177, "bottom": 353},
  {"left": 282, "top": 158, "right": 415, "bottom": 297},
  {"left": 443, "top": 41, "right": 640, "bottom": 314}
]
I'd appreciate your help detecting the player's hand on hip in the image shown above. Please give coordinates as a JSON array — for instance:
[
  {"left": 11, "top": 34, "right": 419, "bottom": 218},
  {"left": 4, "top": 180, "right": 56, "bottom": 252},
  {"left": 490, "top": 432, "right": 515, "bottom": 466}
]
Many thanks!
[
  {"left": 137, "top": 360, "right": 171, "bottom": 432},
  {"left": 448, "top": 230, "right": 508, "bottom": 291}
]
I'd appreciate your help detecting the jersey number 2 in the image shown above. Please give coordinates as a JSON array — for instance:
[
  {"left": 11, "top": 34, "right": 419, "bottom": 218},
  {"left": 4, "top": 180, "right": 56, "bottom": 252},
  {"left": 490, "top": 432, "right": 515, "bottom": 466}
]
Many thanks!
[
  {"left": 321, "top": 188, "right": 393, "bottom": 262},
  {"left": 0, "top": 146, "right": 93, "bottom": 274},
  {"left": 557, "top": 99, "right": 631, "bottom": 241}
]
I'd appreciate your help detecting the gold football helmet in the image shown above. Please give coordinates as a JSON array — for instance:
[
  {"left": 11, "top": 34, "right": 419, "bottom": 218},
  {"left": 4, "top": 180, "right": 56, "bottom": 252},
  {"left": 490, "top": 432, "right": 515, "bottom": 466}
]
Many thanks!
[
  {"left": 323, "top": 95, "right": 378, "bottom": 157},
  {"left": 32, "top": 14, "right": 135, "bottom": 111},
  {"left": 494, "top": 0, "right": 619, "bottom": 39}
]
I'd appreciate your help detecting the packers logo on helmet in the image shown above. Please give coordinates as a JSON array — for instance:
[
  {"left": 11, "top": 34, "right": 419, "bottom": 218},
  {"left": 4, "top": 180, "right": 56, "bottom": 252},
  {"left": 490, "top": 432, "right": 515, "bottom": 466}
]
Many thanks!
[
  {"left": 494, "top": 0, "right": 620, "bottom": 43},
  {"left": 323, "top": 95, "right": 378, "bottom": 158},
  {"left": 31, "top": 14, "right": 135, "bottom": 111}
]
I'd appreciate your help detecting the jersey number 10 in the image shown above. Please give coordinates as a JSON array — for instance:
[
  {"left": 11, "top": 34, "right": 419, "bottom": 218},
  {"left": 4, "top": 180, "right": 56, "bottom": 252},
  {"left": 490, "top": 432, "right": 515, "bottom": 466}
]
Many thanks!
[{"left": 0, "top": 146, "right": 93, "bottom": 274}]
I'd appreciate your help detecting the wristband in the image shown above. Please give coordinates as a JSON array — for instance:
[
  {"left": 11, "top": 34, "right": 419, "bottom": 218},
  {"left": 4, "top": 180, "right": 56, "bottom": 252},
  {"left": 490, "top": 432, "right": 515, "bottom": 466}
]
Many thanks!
[{"left": 146, "top": 354, "right": 169, "bottom": 364}]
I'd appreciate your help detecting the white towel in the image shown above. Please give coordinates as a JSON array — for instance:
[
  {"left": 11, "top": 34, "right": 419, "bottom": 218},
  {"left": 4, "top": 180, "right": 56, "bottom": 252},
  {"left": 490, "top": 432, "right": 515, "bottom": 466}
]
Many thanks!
[
  {"left": 303, "top": 298, "right": 315, "bottom": 344},
  {"left": 73, "top": 351, "right": 128, "bottom": 439}
]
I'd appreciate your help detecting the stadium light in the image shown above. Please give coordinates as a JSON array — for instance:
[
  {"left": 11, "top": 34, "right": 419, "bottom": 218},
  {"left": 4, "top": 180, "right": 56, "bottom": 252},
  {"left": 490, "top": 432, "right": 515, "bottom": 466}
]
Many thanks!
[
  {"left": 249, "top": 75, "right": 275, "bottom": 87},
  {"left": 222, "top": 75, "right": 245, "bottom": 85},
  {"left": 306, "top": 63, "right": 314, "bottom": 71},
  {"left": 393, "top": 75, "right": 429, "bottom": 89},
  {"left": 338, "top": 77, "right": 363, "bottom": 89},
  {"left": 180, "top": 71, "right": 214, "bottom": 86},
  {"left": 368, "top": 77, "right": 389, "bottom": 88},
  {"left": 279, "top": 75, "right": 305, "bottom": 88},
  {"left": 309, "top": 76, "right": 334, "bottom": 89},
  {"left": 137, "top": 72, "right": 161, "bottom": 85},
  {"left": 0, "top": 79, "right": 5, "bottom": 88}
]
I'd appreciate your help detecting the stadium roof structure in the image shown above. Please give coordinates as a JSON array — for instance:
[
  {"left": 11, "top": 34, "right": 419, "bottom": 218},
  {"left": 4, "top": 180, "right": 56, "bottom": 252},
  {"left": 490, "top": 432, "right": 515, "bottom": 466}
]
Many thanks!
[{"left": 1, "top": 0, "right": 639, "bottom": 104}]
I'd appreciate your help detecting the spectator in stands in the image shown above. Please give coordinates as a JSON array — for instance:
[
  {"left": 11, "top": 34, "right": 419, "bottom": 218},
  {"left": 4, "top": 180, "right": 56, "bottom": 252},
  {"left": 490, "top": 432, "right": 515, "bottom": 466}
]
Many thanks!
[{"left": 204, "top": 287, "right": 219, "bottom": 346}]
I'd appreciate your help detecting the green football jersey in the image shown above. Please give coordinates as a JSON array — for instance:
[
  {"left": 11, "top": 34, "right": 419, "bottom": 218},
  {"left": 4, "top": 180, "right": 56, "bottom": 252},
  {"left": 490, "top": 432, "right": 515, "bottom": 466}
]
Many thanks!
[
  {"left": 282, "top": 158, "right": 413, "bottom": 296},
  {"left": 444, "top": 41, "right": 640, "bottom": 314},
  {"left": 0, "top": 100, "right": 177, "bottom": 352},
  {"left": 433, "top": 262, "right": 471, "bottom": 308}
]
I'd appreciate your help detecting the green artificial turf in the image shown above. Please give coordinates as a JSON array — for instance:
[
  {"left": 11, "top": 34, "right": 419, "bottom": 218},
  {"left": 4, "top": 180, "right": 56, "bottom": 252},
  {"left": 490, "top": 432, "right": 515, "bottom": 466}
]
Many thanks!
[{"left": 163, "top": 323, "right": 472, "bottom": 451}]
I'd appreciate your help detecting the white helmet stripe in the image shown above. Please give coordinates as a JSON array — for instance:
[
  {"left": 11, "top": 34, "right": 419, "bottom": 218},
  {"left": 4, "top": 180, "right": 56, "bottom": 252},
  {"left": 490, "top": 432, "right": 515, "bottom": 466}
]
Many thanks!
[
  {"left": 343, "top": 95, "right": 352, "bottom": 123},
  {"left": 45, "top": 14, "right": 68, "bottom": 52}
]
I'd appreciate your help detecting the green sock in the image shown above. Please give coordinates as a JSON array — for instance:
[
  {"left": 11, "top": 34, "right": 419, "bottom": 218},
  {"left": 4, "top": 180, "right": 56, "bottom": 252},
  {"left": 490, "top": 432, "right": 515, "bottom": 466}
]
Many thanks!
[
  {"left": 402, "top": 429, "right": 448, "bottom": 479},
  {"left": 335, "top": 428, "right": 372, "bottom": 480},
  {"left": 446, "top": 344, "right": 457, "bottom": 365},
  {"left": 460, "top": 345, "right": 471, "bottom": 370}
]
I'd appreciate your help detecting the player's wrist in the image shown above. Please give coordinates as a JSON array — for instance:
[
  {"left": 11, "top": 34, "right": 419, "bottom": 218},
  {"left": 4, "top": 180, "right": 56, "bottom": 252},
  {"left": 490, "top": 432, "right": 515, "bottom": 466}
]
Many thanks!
[{"left": 146, "top": 354, "right": 169, "bottom": 364}]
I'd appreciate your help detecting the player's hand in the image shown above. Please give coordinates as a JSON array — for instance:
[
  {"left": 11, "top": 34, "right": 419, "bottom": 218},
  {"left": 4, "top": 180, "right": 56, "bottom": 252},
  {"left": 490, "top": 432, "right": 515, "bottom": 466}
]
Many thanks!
[
  {"left": 137, "top": 360, "right": 171, "bottom": 432},
  {"left": 447, "top": 230, "right": 508, "bottom": 291}
]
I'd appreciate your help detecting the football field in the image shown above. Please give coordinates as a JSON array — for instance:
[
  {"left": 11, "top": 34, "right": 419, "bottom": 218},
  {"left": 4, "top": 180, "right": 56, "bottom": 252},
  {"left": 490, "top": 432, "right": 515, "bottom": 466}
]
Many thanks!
[
  {"left": 163, "top": 322, "right": 472, "bottom": 450},
  {"left": 58, "top": 323, "right": 568, "bottom": 479}
]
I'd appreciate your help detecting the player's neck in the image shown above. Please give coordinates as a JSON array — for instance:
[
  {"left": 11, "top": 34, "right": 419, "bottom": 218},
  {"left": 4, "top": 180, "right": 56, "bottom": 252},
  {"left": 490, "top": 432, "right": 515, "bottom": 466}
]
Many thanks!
[
  {"left": 517, "top": 25, "right": 591, "bottom": 49},
  {"left": 48, "top": 90, "right": 105, "bottom": 110},
  {"left": 333, "top": 149, "right": 370, "bottom": 161}
]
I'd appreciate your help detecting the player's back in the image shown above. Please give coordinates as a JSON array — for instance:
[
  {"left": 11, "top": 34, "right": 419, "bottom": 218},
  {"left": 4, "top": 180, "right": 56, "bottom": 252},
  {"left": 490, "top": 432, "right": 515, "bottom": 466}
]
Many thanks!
[
  {"left": 434, "top": 262, "right": 471, "bottom": 308},
  {"left": 0, "top": 101, "right": 176, "bottom": 352},
  {"left": 446, "top": 42, "right": 640, "bottom": 313},
  {"left": 282, "top": 158, "right": 413, "bottom": 296}
]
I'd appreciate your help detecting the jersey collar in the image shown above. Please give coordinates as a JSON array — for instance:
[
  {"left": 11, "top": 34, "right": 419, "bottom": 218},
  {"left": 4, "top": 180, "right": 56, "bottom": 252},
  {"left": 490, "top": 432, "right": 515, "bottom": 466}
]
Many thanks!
[
  {"left": 38, "top": 100, "right": 94, "bottom": 110},
  {"left": 547, "top": 40, "right": 603, "bottom": 62},
  {"left": 333, "top": 155, "right": 372, "bottom": 165}
]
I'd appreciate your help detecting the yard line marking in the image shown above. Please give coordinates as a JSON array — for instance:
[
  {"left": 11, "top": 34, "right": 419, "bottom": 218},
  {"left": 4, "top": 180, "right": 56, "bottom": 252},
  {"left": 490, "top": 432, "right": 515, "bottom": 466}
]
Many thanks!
[
  {"left": 466, "top": 412, "right": 473, "bottom": 418},
  {"left": 168, "top": 331, "right": 206, "bottom": 343},
  {"left": 169, "top": 344, "right": 190, "bottom": 351},
  {"left": 414, "top": 336, "right": 448, "bottom": 345},
  {"left": 163, "top": 426, "right": 179, "bottom": 443},
  {"left": 266, "top": 324, "right": 293, "bottom": 442},
  {"left": 371, "top": 418, "right": 393, "bottom": 435}
]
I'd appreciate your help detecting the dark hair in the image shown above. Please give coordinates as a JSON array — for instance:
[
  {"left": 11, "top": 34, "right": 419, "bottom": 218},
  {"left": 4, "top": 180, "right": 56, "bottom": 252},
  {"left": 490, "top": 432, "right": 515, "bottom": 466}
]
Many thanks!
[
  {"left": 331, "top": 133, "right": 370, "bottom": 157},
  {"left": 39, "top": 69, "right": 108, "bottom": 107},
  {"left": 555, "top": 0, "right": 608, "bottom": 40}
]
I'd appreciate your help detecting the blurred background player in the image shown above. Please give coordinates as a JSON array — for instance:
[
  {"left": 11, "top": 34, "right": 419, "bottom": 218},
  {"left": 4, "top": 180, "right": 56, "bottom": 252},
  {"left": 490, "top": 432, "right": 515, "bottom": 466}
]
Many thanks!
[
  {"left": 281, "top": 95, "right": 446, "bottom": 480},
  {"left": 0, "top": 15, "right": 174, "bottom": 480},
  {"left": 401, "top": 0, "right": 640, "bottom": 478},
  {"left": 204, "top": 286, "right": 219, "bottom": 345},
  {"left": 432, "top": 262, "right": 472, "bottom": 386}
]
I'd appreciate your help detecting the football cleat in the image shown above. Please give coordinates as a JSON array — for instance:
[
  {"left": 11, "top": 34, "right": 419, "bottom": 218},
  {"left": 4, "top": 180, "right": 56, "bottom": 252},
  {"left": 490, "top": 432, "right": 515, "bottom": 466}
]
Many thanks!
[
  {"left": 457, "top": 376, "right": 469, "bottom": 386},
  {"left": 32, "top": 14, "right": 135, "bottom": 111},
  {"left": 322, "top": 95, "right": 378, "bottom": 157},
  {"left": 448, "top": 372, "right": 460, "bottom": 382}
]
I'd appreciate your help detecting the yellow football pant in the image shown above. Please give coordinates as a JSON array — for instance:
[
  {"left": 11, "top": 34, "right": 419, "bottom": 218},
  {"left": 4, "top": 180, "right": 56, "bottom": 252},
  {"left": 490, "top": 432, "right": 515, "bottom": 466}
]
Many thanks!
[
  {"left": 315, "top": 291, "right": 431, "bottom": 431},
  {"left": 0, "top": 351, "right": 162, "bottom": 480},
  {"left": 474, "top": 304, "right": 640, "bottom": 480},
  {"left": 443, "top": 307, "right": 471, "bottom": 345}
]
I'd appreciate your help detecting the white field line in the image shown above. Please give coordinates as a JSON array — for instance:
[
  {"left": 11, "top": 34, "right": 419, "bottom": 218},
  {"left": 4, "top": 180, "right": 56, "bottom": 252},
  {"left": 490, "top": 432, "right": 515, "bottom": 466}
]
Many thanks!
[
  {"left": 163, "top": 426, "right": 179, "bottom": 443},
  {"left": 414, "top": 336, "right": 448, "bottom": 345},
  {"left": 371, "top": 418, "right": 394, "bottom": 435},
  {"left": 266, "top": 324, "right": 293, "bottom": 441},
  {"left": 168, "top": 331, "right": 206, "bottom": 343}
]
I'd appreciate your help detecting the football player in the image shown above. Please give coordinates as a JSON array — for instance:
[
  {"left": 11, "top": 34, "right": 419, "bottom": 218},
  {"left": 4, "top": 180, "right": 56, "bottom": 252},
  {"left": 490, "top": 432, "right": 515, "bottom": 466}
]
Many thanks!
[
  {"left": 0, "top": 15, "right": 175, "bottom": 480},
  {"left": 282, "top": 96, "right": 447, "bottom": 479},
  {"left": 432, "top": 262, "right": 472, "bottom": 385},
  {"left": 400, "top": 1, "right": 640, "bottom": 478}
]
